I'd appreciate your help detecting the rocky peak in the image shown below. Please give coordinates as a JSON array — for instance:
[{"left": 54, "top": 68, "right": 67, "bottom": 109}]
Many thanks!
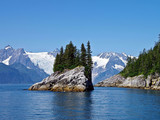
[
  {"left": 54, "top": 48, "right": 60, "bottom": 52},
  {"left": 15, "top": 48, "right": 25, "bottom": 55},
  {"left": 48, "top": 48, "right": 60, "bottom": 57},
  {"left": 0, "top": 45, "right": 14, "bottom": 62},
  {"left": 4, "top": 45, "right": 13, "bottom": 50},
  {"left": 29, "top": 66, "right": 94, "bottom": 92},
  {"left": 92, "top": 52, "right": 129, "bottom": 84},
  {"left": 98, "top": 52, "right": 127, "bottom": 59}
]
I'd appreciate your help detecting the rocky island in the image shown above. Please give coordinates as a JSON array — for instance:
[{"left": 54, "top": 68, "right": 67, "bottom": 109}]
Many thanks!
[
  {"left": 29, "top": 41, "right": 94, "bottom": 92},
  {"left": 29, "top": 66, "right": 94, "bottom": 92}
]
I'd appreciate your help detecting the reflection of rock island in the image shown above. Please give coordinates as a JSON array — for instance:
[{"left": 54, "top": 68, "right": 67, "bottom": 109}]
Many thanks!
[
  {"left": 52, "top": 92, "right": 92, "bottom": 119},
  {"left": 29, "top": 66, "right": 94, "bottom": 92}
]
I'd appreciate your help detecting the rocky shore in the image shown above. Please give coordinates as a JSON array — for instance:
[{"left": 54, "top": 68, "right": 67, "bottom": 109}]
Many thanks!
[
  {"left": 95, "top": 74, "right": 160, "bottom": 90},
  {"left": 29, "top": 66, "right": 94, "bottom": 92}
]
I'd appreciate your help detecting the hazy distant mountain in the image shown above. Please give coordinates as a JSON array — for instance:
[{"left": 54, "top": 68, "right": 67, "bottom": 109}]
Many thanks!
[{"left": 0, "top": 45, "right": 133, "bottom": 84}]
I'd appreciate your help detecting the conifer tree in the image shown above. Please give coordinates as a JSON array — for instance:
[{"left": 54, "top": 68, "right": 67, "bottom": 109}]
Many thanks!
[
  {"left": 80, "top": 43, "right": 86, "bottom": 67},
  {"left": 75, "top": 50, "right": 80, "bottom": 67},
  {"left": 53, "top": 54, "right": 60, "bottom": 72},
  {"left": 59, "top": 46, "right": 64, "bottom": 64},
  {"left": 86, "top": 41, "right": 93, "bottom": 81},
  {"left": 63, "top": 41, "right": 76, "bottom": 69}
]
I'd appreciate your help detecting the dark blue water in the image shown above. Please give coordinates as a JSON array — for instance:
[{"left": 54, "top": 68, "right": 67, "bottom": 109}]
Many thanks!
[{"left": 0, "top": 85, "right": 160, "bottom": 120}]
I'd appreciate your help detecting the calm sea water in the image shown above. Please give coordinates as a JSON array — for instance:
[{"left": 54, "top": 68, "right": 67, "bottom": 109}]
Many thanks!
[{"left": 0, "top": 84, "right": 160, "bottom": 120}]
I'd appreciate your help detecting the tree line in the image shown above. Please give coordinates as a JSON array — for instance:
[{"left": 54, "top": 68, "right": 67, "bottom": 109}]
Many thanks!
[
  {"left": 53, "top": 41, "right": 93, "bottom": 81},
  {"left": 121, "top": 35, "right": 160, "bottom": 78}
]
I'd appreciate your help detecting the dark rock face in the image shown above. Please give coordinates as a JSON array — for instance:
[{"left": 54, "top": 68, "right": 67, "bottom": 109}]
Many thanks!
[
  {"left": 95, "top": 74, "right": 160, "bottom": 90},
  {"left": 29, "top": 66, "right": 94, "bottom": 92}
]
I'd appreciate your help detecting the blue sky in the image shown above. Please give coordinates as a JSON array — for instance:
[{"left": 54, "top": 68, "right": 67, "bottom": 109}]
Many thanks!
[{"left": 0, "top": 0, "right": 160, "bottom": 56}]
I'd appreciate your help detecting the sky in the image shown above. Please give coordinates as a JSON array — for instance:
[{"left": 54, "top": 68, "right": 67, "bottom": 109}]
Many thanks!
[{"left": 0, "top": 0, "right": 160, "bottom": 56}]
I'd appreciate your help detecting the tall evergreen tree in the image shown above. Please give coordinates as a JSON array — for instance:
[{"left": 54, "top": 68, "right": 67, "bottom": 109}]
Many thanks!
[
  {"left": 63, "top": 41, "right": 76, "bottom": 69},
  {"left": 80, "top": 43, "right": 86, "bottom": 67},
  {"left": 53, "top": 54, "right": 60, "bottom": 72},
  {"left": 86, "top": 41, "right": 93, "bottom": 81},
  {"left": 75, "top": 50, "right": 80, "bottom": 66},
  {"left": 59, "top": 46, "right": 64, "bottom": 64}
]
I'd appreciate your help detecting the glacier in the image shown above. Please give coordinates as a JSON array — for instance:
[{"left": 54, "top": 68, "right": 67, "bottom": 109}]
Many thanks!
[{"left": 26, "top": 52, "right": 55, "bottom": 75}]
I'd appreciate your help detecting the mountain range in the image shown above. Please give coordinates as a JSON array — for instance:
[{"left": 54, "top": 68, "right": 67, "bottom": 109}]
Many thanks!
[{"left": 0, "top": 45, "right": 132, "bottom": 84}]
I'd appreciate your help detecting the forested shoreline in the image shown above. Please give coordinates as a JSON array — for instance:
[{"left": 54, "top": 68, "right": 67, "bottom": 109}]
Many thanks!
[{"left": 121, "top": 35, "right": 160, "bottom": 78}]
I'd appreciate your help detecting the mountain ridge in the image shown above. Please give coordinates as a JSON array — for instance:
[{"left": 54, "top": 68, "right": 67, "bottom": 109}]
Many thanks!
[{"left": 0, "top": 45, "right": 133, "bottom": 84}]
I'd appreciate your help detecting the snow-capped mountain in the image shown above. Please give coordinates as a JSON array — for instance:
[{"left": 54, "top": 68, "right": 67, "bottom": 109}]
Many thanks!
[
  {"left": 0, "top": 45, "right": 133, "bottom": 84},
  {"left": 0, "top": 45, "right": 59, "bottom": 83},
  {"left": 92, "top": 52, "right": 130, "bottom": 84}
]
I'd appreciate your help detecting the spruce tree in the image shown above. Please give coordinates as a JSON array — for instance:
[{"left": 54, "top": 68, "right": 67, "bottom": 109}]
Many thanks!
[
  {"left": 86, "top": 41, "right": 93, "bottom": 81},
  {"left": 80, "top": 43, "right": 86, "bottom": 67},
  {"left": 53, "top": 54, "right": 60, "bottom": 72},
  {"left": 59, "top": 46, "right": 64, "bottom": 64},
  {"left": 75, "top": 50, "right": 80, "bottom": 67},
  {"left": 63, "top": 41, "right": 76, "bottom": 69}
]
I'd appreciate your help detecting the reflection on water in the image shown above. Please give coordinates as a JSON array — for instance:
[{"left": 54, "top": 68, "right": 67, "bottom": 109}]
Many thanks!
[{"left": 52, "top": 92, "right": 92, "bottom": 120}]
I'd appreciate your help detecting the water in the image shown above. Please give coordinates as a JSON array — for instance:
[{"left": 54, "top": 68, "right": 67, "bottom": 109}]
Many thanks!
[{"left": 0, "top": 85, "right": 160, "bottom": 120}]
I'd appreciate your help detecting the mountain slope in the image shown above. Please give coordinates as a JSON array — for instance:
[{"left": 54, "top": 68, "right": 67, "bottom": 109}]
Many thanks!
[
  {"left": 92, "top": 52, "right": 130, "bottom": 84},
  {"left": 0, "top": 63, "right": 33, "bottom": 84},
  {"left": 10, "top": 63, "right": 46, "bottom": 83}
]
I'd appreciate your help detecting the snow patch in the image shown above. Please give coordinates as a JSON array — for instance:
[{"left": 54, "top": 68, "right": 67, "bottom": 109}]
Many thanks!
[
  {"left": 26, "top": 52, "right": 55, "bottom": 74},
  {"left": 113, "top": 64, "right": 124, "bottom": 71},
  {"left": 122, "top": 53, "right": 127, "bottom": 57},
  {"left": 119, "top": 57, "right": 127, "bottom": 66},
  {"left": 27, "top": 66, "right": 31, "bottom": 69},
  {"left": 5, "top": 46, "right": 12, "bottom": 50},
  {"left": 2, "top": 56, "right": 12, "bottom": 65},
  {"left": 92, "top": 56, "right": 109, "bottom": 68},
  {"left": 128, "top": 55, "right": 136, "bottom": 59}
]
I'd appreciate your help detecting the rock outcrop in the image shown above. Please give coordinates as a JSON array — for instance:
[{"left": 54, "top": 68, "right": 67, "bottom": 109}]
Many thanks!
[
  {"left": 29, "top": 66, "right": 94, "bottom": 92},
  {"left": 95, "top": 74, "right": 160, "bottom": 90}
]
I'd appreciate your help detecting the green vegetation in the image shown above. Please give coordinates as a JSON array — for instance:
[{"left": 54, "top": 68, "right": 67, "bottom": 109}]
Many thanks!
[
  {"left": 53, "top": 41, "right": 93, "bottom": 81},
  {"left": 121, "top": 35, "right": 160, "bottom": 78}
]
